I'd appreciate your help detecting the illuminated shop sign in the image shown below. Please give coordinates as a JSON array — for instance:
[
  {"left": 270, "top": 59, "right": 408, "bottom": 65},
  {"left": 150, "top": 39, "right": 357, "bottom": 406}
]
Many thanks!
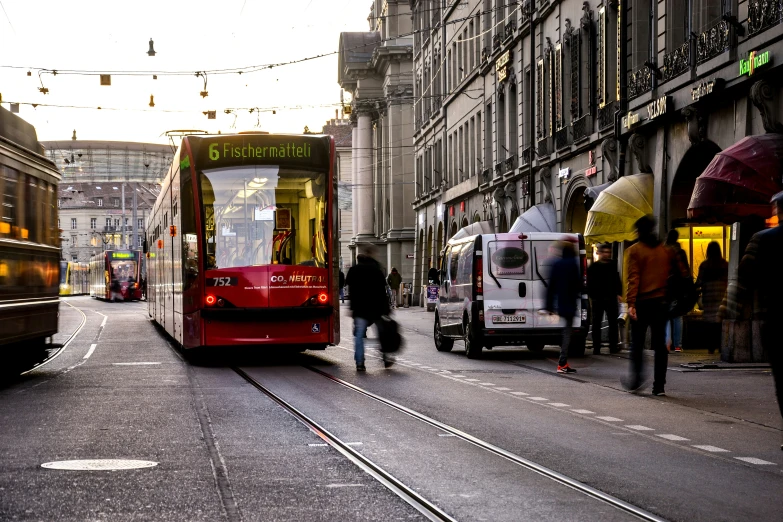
[
  {"left": 646, "top": 96, "right": 669, "bottom": 120},
  {"left": 621, "top": 111, "right": 640, "bottom": 130},
  {"left": 496, "top": 50, "right": 511, "bottom": 82},
  {"left": 739, "top": 50, "right": 770, "bottom": 76},
  {"left": 691, "top": 79, "right": 723, "bottom": 101}
]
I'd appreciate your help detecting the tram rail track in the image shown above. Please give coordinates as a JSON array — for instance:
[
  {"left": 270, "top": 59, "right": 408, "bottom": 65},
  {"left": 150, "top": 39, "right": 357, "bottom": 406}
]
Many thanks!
[{"left": 20, "top": 299, "right": 87, "bottom": 376}]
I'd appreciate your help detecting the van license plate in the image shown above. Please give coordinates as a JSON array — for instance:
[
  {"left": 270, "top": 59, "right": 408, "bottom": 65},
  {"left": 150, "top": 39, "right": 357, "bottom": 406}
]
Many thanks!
[{"left": 492, "top": 315, "right": 526, "bottom": 324}]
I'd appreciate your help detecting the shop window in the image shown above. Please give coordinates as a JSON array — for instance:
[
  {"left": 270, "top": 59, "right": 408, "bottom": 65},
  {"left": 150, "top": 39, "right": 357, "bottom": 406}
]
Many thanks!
[{"left": 675, "top": 225, "right": 731, "bottom": 280}]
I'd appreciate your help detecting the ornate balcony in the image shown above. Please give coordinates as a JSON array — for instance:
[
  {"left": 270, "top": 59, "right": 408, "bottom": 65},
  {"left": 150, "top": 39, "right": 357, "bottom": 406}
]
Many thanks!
[
  {"left": 415, "top": 116, "right": 422, "bottom": 130},
  {"left": 504, "top": 19, "right": 517, "bottom": 41},
  {"left": 663, "top": 42, "right": 690, "bottom": 82},
  {"left": 628, "top": 66, "right": 652, "bottom": 99},
  {"left": 521, "top": 147, "right": 531, "bottom": 166},
  {"left": 493, "top": 33, "right": 502, "bottom": 50},
  {"left": 748, "top": 0, "right": 783, "bottom": 37},
  {"left": 555, "top": 127, "right": 571, "bottom": 150},
  {"left": 597, "top": 101, "right": 616, "bottom": 131},
  {"left": 697, "top": 20, "right": 731, "bottom": 64},
  {"left": 481, "top": 168, "right": 491, "bottom": 184},
  {"left": 494, "top": 162, "right": 503, "bottom": 178},
  {"left": 537, "top": 138, "right": 550, "bottom": 157},
  {"left": 572, "top": 114, "right": 591, "bottom": 141},
  {"left": 504, "top": 154, "right": 517, "bottom": 173}
]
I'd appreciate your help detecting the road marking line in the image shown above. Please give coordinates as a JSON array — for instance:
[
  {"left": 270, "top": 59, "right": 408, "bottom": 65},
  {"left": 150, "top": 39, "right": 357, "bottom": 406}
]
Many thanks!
[
  {"left": 100, "top": 316, "right": 107, "bottom": 327},
  {"left": 450, "top": 374, "right": 466, "bottom": 378},
  {"left": 345, "top": 442, "right": 363, "bottom": 446},
  {"left": 596, "top": 416, "right": 623, "bottom": 422},
  {"left": 625, "top": 425, "right": 654, "bottom": 431},
  {"left": 549, "top": 403, "right": 570, "bottom": 407},
  {"left": 112, "top": 362, "right": 162, "bottom": 366},
  {"left": 438, "top": 433, "right": 457, "bottom": 437},
  {"left": 83, "top": 344, "right": 97, "bottom": 360},
  {"left": 571, "top": 409, "right": 595, "bottom": 414},
  {"left": 734, "top": 457, "right": 776, "bottom": 465},
  {"left": 510, "top": 392, "right": 529, "bottom": 396},
  {"left": 495, "top": 387, "right": 511, "bottom": 391},
  {"left": 478, "top": 382, "right": 495, "bottom": 386},
  {"left": 464, "top": 378, "right": 480, "bottom": 382},
  {"left": 308, "top": 443, "right": 328, "bottom": 447},
  {"left": 656, "top": 434, "right": 689, "bottom": 441},
  {"left": 692, "top": 445, "right": 729, "bottom": 453},
  {"left": 528, "top": 397, "right": 548, "bottom": 401}
]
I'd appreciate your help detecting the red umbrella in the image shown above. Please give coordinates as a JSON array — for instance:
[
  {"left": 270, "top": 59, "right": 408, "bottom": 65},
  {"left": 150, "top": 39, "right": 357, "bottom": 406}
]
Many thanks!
[{"left": 688, "top": 134, "right": 783, "bottom": 220}]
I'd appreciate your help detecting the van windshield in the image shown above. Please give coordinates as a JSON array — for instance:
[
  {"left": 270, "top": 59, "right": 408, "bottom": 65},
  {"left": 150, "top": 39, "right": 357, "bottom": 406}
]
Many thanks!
[{"left": 487, "top": 240, "right": 530, "bottom": 280}]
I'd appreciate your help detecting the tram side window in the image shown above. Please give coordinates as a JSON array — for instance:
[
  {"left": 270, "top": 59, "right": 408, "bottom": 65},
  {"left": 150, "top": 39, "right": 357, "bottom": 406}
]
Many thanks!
[
  {"left": 180, "top": 170, "right": 198, "bottom": 290},
  {"left": 48, "top": 183, "right": 57, "bottom": 246},
  {"left": 0, "top": 166, "right": 17, "bottom": 238}
]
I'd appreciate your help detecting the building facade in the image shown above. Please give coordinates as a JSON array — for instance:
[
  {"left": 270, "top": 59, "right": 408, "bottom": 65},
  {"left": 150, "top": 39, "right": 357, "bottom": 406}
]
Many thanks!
[
  {"left": 43, "top": 141, "right": 170, "bottom": 261},
  {"left": 410, "top": 0, "right": 617, "bottom": 304},
  {"left": 321, "top": 116, "right": 354, "bottom": 271},
  {"left": 338, "top": 0, "right": 416, "bottom": 280}
]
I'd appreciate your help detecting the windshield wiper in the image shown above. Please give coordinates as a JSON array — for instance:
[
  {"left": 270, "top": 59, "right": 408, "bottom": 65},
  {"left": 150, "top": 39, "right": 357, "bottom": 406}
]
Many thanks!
[
  {"left": 534, "top": 247, "right": 548, "bottom": 288},
  {"left": 487, "top": 256, "right": 502, "bottom": 289}
]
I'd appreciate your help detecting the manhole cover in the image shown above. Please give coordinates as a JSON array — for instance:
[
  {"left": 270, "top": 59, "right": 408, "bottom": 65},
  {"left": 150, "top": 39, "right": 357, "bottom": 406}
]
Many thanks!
[{"left": 41, "top": 459, "right": 158, "bottom": 471}]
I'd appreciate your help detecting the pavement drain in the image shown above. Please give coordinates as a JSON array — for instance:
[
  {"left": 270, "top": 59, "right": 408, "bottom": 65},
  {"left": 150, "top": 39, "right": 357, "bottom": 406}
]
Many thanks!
[{"left": 41, "top": 459, "right": 158, "bottom": 471}]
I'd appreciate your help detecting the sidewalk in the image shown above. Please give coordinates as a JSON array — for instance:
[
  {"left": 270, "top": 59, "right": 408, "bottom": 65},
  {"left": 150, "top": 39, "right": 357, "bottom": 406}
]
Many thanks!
[{"left": 381, "top": 304, "right": 782, "bottom": 432}]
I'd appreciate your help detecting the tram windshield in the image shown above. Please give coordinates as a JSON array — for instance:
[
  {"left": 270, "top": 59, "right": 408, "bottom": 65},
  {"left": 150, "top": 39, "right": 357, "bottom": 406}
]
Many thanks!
[
  {"left": 110, "top": 260, "right": 138, "bottom": 282},
  {"left": 200, "top": 166, "right": 328, "bottom": 270}
]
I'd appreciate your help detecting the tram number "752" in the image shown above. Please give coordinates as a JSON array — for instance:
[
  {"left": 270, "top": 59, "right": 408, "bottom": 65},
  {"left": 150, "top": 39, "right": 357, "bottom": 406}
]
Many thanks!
[{"left": 207, "top": 277, "right": 238, "bottom": 287}]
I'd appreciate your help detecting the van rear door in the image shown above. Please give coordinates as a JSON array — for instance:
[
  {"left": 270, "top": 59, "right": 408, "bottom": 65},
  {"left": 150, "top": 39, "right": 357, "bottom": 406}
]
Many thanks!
[
  {"left": 483, "top": 238, "right": 533, "bottom": 329},
  {"left": 531, "top": 239, "right": 581, "bottom": 329}
]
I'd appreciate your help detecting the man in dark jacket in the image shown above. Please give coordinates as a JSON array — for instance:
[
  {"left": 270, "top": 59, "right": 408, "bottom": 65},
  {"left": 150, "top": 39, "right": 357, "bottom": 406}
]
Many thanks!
[
  {"left": 387, "top": 267, "right": 402, "bottom": 308},
  {"left": 738, "top": 191, "right": 783, "bottom": 450},
  {"left": 345, "top": 245, "right": 390, "bottom": 371},
  {"left": 544, "top": 242, "right": 581, "bottom": 374},
  {"left": 588, "top": 243, "right": 622, "bottom": 355}
]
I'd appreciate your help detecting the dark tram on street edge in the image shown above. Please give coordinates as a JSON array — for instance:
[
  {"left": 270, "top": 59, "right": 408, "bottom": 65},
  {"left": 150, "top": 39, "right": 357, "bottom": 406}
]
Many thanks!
[
  {"left": 0, "top": 106, "right": 61, "bottom": 372},
  {"left": 89, "top": 250, "right": 143, "bottom": 301},
  {"left": 145, "top": 133, "right": 339, "bottom": 351}
]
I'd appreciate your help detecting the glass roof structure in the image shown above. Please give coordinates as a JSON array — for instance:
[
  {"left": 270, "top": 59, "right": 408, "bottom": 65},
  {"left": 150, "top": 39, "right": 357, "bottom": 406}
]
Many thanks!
[{"left": 41, "top": 141, "right": 174, "bottom": 184}]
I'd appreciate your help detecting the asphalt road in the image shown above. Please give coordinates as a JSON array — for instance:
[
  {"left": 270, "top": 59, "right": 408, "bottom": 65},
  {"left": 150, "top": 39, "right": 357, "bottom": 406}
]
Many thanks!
[{"left": 0, "top": 297, "right": 780, "bottom": 521}]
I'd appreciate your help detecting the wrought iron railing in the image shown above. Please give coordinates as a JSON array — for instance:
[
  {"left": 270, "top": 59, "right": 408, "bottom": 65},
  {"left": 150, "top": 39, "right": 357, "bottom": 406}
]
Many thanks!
[
  {"left": 628, "top": 66, "right": 652, "bottom": 99},
  {"left": 537, "top": 138, "right": 550, "bottom": 157},
  {"left": 554, "top": 127, "right": 571, "bottom": 150},
  {"left": 748, "top": 0, "right": 783, "bottom": 37},
  {"left": 504, "top": 155, "right": 517, "bottom": 173},
  {"left": 415, "top": 116, "right": 422, "bottom": 130},
  {"left": 663, "top": 42, "right": 690, "bottom": 82},
  {"left": 494, "top": 162, "right": 503, "bottom": 178},
  {"left": 521, "top": 147, "right": 531, "bottom": 166},
  {"left": 482, "top": 47, "right": 490, "bottom": 64},
  {"left": 597, "top": 101, "right": 616, "bottom": 131},
  {"left": 572, "top": 114, "right": 591, "bottom": 141},
  {"left": 504, "top": 19, "right": 517, "bottom": 41},
  {"left": 481, "top": 168, "right": 491, "bottom": 183},
  {"left": 493, "top": 33, "right": 502, "bottom": 50},
  {"left": 697, "top": 20, "right": 731, "bottom": 64}
]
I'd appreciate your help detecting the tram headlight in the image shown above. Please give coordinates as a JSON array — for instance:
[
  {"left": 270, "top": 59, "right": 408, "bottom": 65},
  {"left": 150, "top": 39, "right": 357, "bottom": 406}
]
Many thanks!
[{"left": 206, "top": 294, "right": 216, "bottom": 306}]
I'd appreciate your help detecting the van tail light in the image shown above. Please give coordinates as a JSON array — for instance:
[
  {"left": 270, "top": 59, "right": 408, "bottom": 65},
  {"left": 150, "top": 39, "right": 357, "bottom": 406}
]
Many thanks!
[{"left": 475, "top": 256, "right": 483, "bottom": 296}]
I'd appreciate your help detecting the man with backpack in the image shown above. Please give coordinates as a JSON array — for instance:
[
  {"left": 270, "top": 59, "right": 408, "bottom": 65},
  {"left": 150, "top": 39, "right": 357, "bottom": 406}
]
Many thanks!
[{"left": 345, "top": 245, "right": 393, "bottom": 371}]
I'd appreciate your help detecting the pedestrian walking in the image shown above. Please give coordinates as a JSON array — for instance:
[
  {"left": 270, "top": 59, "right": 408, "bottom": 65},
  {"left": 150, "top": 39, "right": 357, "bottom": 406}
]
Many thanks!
[
  {"left": 737, "top": 191, "right": 783, "bottom": 450},
  {"left": 695, "top": 241, "right": 728, "bottom": 355},
  {"left": 543, "top": 241, "right": 581, "bottom": 374},
  {"left": 338, "top": 269, "right": 345, "bottom": 303},
  {"left": 345, "top": 245, "right": 391, "bottom": 371},
  {"left": 387, "top": 267, "right": 402, "bottom": 309},
  {"left": 624, "top": 215, "right": 689, "bottom": 396},
  {"left": 664, "top": 230, "right": 691, "bottom": 353},
  {"left": 587, "top": 243, "right": 622, "bottom": 355}
]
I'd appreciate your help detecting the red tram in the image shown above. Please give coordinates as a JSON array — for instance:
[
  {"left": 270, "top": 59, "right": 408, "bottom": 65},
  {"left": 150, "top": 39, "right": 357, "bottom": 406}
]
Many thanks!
[
  {"left": 89, "top": 250, "right": 143, "bottom": 301},
  {"left": 146, "top": 133, "right": 339, "bottom": 350}
]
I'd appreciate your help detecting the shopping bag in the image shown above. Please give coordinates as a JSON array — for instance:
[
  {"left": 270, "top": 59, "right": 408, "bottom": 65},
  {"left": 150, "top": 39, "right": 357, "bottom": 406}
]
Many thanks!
[{"left": 378, "top": 315, "right": 403, "bottom": 353}]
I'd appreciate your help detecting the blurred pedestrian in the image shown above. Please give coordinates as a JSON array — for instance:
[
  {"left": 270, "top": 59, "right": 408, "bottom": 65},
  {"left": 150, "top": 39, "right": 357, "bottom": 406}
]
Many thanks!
[
  {"left": 345, "top": 245, "right": 391, "bottom": 371},
  {"left": 338, "top": 269, "right": 345, "bottom": 303},
  {"left": 387, "top": 267, "right": 402, "bottom": 309},
  {"left": 664, "top": 230, "right": 691, "bottom": 353},
  {"left": 587, "top": 243, "right": 622, "bottom": 355},
  {"left": 624, "top": 216, "right": 689, "bottom": 396},
  {"left": 737, "top": 191, "right": 783, "bottom": 450},
  {"left": 695, "top": 241, "right": 728, "bottom": 355},
  {"left": 544, "top": 241, "right": 581, "bottom": 374}
]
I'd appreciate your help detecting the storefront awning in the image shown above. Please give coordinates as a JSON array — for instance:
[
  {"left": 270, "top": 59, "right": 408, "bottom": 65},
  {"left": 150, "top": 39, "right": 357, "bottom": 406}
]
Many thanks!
[
  {"left": 584, "top": 174, "right": 654, "bottom": 243},
  {"left": 509, "top": 203, "right": 556, "bottom": 233},
  {"left": 688, "top": 134, "right": 783, "bottom": 220}
]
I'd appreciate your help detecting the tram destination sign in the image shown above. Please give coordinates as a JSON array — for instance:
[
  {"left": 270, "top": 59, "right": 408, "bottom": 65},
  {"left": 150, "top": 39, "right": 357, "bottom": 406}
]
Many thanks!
[{"left": 194, "top": 135, "right": 330, "bottom": 169}]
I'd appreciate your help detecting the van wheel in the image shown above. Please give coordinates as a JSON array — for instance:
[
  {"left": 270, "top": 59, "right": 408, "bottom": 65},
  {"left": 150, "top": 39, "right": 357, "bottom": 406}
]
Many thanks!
[
  {"left": 568, "top": 334, "right": 587, "bottom": 358},
  {"left": 526, "top": 341, "right": 545, "bottom": 353},
  {"left": 464, "top": 319, "right": 483, "bottom": 359},
  {"left": 434, "top": 313, "right": 454, "bottom": 352}
]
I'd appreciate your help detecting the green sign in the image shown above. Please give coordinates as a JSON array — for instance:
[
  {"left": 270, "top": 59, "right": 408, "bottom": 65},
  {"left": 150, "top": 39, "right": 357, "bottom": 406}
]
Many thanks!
[
  {"left": 192, "top": 135, "right": 330, "bottom": 170},
  {"left": 739, "top": 50, "right": 770, "bottom": 76},
  {"left": 111, "top": 252, "right": 135, "bottom": 259}
]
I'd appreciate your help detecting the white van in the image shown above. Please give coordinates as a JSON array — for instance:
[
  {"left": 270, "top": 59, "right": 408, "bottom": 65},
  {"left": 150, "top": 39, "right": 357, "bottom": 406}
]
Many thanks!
[{"left": 434, "top": 230, "right": 589, "bottom": 358}]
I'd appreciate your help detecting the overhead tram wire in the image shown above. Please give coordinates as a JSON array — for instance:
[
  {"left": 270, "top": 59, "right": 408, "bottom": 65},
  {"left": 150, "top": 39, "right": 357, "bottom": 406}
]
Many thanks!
[{"left": 0, "top": 2, "right": 522, "bottom": 79}]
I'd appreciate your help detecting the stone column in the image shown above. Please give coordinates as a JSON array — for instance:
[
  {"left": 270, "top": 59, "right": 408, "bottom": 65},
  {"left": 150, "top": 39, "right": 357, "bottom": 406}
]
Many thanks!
[
  {"left": 356, "top": 111, "right": 374, "bottom": 237},
  {"left": 351, "top": 126, "right": 358, "bottom": 243}
]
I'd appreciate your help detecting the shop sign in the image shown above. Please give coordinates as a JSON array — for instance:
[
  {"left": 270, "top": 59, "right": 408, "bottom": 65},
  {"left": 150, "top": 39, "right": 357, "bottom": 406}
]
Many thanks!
[
  {"left": 739, "top": 50, "right": 771, "bottom": 77},
  {"left": 621, "top": 111, "right": 641, "bottom": 130},
  {"left": 691, "top": 79, "right": 722, "bottom": 101},
  {"left": 460, "top": 201, "right": 465, "bottom": 212},
  {"left": 585, "top": 166, "right": 597, "bottom": 177},
  {"left": 558, "top": 167, "right": 570, "bottom": 180},
  {"left": 646, "top": 96, "right": 669, "bottom": 120},
  {"left": 449, "top": 205, "right": 455, "bottom": 216},
  {"left": 496, "top": 50, "right": 511, "bottom": 82},
  {"left": 586, "top": 151, "right": 597, "bottom": 177}
]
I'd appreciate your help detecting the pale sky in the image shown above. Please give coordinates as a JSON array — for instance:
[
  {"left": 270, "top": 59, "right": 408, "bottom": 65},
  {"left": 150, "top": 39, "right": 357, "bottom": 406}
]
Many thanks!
[{"left": 0, "top": 0, "right": 372, "bottom": 144}]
